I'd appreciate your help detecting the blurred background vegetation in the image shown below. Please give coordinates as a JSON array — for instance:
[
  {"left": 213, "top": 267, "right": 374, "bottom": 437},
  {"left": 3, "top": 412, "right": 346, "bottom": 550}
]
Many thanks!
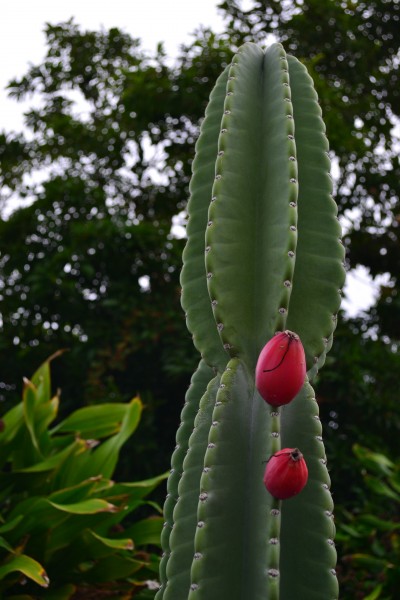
[{"left": 0, "top": 1, "right": 399, "bottom": 597}]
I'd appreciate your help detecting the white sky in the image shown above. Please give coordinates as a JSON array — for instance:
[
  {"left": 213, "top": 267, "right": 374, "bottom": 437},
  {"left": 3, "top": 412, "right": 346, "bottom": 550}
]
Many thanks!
[
  {"left": 0, "top": 0, "right": 385, "bottom": 318},
  {"left": 0, "top": 0, "right": 225, "bottom": 131}
]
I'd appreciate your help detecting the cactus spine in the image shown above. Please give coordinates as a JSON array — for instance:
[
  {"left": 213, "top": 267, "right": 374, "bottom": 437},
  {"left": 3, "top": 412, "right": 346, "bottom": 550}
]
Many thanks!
[{"left": 157, "top": 42, "right": 345, "bottom": 600}]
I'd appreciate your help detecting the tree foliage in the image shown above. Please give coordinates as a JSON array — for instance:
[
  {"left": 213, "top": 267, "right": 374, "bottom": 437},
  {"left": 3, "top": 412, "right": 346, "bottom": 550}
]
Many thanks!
[
  {"left": 0, "top": 21, "right": 233, "bottom": 432},
  {"left": 0, "top": 22, "right": 234, "bottom": 478},
  {"left": 0, "top": 354, "right": 166, "bottom": 598}
]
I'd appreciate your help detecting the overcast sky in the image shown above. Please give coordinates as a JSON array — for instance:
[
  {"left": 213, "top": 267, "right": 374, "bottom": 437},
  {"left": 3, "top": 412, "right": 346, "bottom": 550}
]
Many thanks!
[
  {"left": 0, "top": 0, "right": 225, "bottom": 131},
  {"left": 0, "top": 0, "right": 385, "bottom": 317}
]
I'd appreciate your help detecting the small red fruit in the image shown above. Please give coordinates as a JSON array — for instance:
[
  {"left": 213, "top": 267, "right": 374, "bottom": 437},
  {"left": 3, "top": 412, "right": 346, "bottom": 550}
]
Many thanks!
[
  {"left": 264, "top": 448, "right": 308, "bottom": 500},
  {"left": 255, "top": 330, "right": 306, "bottom": 406}
]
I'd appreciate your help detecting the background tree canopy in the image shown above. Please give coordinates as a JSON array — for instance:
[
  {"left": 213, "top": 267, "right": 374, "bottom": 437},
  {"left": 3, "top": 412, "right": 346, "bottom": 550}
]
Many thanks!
[
  {"left": 0, "top": 2, "right": 399, "bottom": 594},
  {"left": 0, "top": 22, "right": 233, "bottom": 477}
]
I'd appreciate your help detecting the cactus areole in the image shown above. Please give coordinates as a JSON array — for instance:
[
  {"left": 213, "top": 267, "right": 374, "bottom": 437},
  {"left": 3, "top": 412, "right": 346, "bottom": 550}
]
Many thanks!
[
  {"left": 255, "top": 330, "right": 306, "bottom": 406},
  {"left": 264, "top": 448, "right": 309, "bottom": 500},
  {"left": 157, "top": 41, "right": 345, "bottom": 600}
]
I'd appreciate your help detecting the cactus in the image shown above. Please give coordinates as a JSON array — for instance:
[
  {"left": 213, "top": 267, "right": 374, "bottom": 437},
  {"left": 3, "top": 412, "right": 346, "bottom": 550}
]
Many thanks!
[{"left": 157, "top": 41, "right": 345, "bottom": 600}]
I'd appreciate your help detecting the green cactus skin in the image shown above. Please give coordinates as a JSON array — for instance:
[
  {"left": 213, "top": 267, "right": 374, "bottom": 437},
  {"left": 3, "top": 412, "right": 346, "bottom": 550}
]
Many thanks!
[
  {"left": 157, "top": 360, "right": 214, "bottom": 597},
  {"left": 279, "top": 381, "right": 337, "bottom": 599},
  {"left": 180, "top": 66, "right": 230, "bottom": 373},
  {"left": 158, "top": 41, "right": 345, "bottom": 600},
  {"left": 189, "top": 359, "right": 270, "bottom": 599},
  {"left": 163, "top": 372, "right": 222, "bottom": 599}
]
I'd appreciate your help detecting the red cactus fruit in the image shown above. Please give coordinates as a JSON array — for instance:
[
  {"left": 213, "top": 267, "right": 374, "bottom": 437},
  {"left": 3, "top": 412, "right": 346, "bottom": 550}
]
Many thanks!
[
  {"left": 264, "top": 448, "right": 308, "bottom": 500},
  {"left": 255, "top": 330, "right": 306, "bottom": 406}
]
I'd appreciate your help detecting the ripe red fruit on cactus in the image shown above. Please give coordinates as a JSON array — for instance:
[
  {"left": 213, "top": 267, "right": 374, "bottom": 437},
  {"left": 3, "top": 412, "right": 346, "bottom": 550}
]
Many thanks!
[
  {"left": 255, "top": 330, "right": 306, "bottom": 406},
  {"left": 264, "top": 448, "right": 308, "bottom": 500}
]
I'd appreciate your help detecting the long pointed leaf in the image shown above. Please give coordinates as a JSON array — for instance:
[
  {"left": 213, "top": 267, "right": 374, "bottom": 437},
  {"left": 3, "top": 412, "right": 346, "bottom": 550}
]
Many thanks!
[{"left": 0, "top": 554, "right": 49, "bottom": 587}]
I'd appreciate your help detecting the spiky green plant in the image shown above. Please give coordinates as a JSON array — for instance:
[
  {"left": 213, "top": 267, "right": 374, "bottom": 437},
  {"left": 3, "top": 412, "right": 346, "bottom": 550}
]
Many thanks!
[
  {"left": 0, "top": 353, "right": 166, "bottom": 599},
  {"left": 157, "top": 42, "right": 346, "bottom": 600}
]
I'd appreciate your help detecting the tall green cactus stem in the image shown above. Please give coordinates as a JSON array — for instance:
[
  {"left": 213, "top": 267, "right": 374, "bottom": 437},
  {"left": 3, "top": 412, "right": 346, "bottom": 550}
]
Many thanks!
[{"left": 158, "top": 41, "right": 345, "bottom": 600}]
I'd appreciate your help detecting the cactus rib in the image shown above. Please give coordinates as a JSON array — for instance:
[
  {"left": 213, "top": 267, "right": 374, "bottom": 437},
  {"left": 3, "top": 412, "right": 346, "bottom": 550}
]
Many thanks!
[
  {"left": 163, "top": 373, "right": 221, "bottom": 600},
  {"left": 285, "top": 54, "right": 346, "bottom": 374},
  {"left": 156, "top": 360, "right": 214, "bottom": 599},
  {"left": 280, "top": 381, "right": 338, "bottom": 599},
  {"left": 189, "top": 359, "right": 271, "bottom": 600},
  {"left": 180, "top": 67, "right": 230, "bottom": 372}
]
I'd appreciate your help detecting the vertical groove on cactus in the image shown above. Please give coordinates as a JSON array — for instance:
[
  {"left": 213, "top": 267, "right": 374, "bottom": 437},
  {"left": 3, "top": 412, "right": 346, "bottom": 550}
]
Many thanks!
[
  {"left": 156, "top": 360, "right": 214, "bottom": 600},
  {"left": 267, "top": 408, "right": 282, "bottom": 599},
  {"left": 163, "top": 373, "right": 221, "bottom": 600}
]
